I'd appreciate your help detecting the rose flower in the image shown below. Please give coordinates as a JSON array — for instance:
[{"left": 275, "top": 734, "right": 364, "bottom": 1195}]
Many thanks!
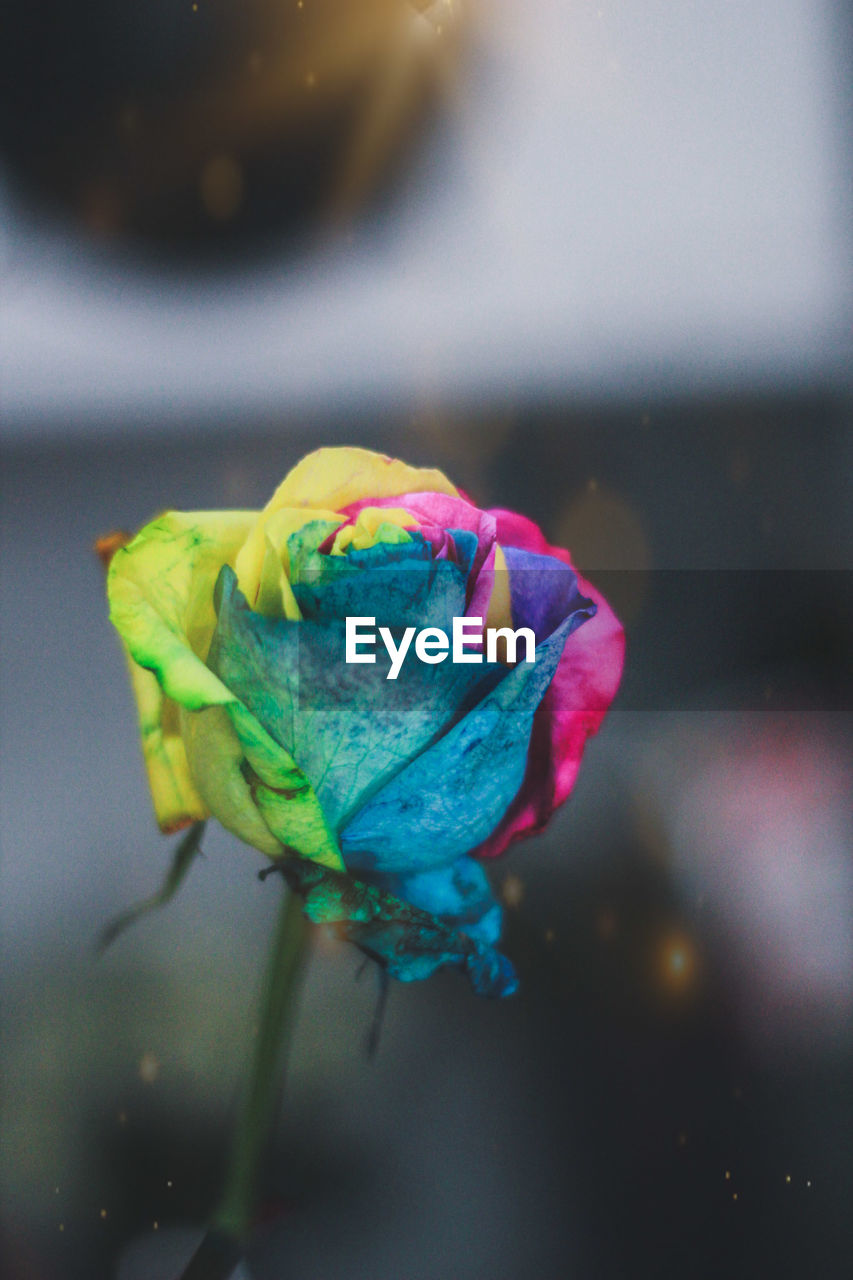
[{"left": 107, "top": 447, "right": 623, "bottom": 995}]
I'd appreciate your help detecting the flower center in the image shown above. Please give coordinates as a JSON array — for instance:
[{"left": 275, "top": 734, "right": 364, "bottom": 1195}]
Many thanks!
[{"left": 327, "top": 506, "right": 417, "bottom": 555}]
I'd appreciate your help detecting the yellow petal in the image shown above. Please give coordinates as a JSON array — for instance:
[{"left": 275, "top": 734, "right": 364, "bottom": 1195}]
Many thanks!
[
  {"left": 234, "top": 447, "right": 458, "bottom": 605},
  {"left": 330, "top": 506, "right": 417, "bottom": 554},
  {"left": 109, "top": 510, "right": 256, "bottom": 693},
  {"left": 267, "top": 447, "right": 459, "bottom": 511},
  {"left": 109, "top": 511, "right": 256, "bottom": 830},
  {"left": 255, "top": 538, "right": 303, "bottom": 620},
  {"left": 485, "top": 542, "right": 512, "bottom": 632},
  {"left": 127, "top": 654, "right": 208, "bottom": 833},
  {"left": 234, "top": 505, "right": 341, "bottom": 613}
]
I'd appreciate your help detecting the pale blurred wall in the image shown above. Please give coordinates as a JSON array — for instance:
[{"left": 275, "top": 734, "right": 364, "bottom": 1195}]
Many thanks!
[{"left": 0, "top": 0, "right": 850, "bottom": 437}]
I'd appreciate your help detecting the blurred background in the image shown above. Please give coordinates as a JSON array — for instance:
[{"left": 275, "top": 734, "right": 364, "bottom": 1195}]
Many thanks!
[{"left": 1, "top": 2, "right": 851, "bottom": 1277}]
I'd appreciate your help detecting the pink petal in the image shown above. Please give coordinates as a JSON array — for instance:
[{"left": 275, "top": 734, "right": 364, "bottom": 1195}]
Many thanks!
[{"left": 471, "top": 509, "right": 625, "bottom": 860}]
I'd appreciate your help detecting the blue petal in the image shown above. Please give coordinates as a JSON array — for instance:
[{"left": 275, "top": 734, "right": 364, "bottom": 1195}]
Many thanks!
[
  {"left": 502, "top": 546, "right": 597, "bottom": 641},
  {"left": 277, "top": 859, "right": 518, "bottom": 997},
  {"left": 208, "top": 567, "right": 500, "bottom": 832},
  {"left": 376, "top": 855, "right": 503, "bottom": 949},
  {"left": 340, "top": 610, "right": 582, "bottom": 873}
]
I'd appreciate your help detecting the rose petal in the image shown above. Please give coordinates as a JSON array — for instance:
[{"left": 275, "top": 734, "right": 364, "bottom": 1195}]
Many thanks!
[
  {"left": 209, "top": 566, "right": 500, "bottom": 833},
  {"left": 343, "top": 491, "right": 498, "bottom": 616},
  {"left": 501, "top": 546, "right": 595, "bottom": 642},
  {"left": 471, "top": 510, "right": 625, "bottom": 859},
  {"left": 238, "top": 505, "right": 342, "bottom": 614},
  {"left": 107, "top": 510, "right": 255, "bottom": 831},
  {"left": 288, "top": 524, "right": 450, "bottom": 628},
  {"left": 235, "top": 449, "right": 458, "bottom": 605},
  {"left": 108, "top": 512, "right": 343, "bottom": 869},
  {"left": 339, "top": 607, "right": 591, "bottom": 872},
  {"left": 375, "top": 855, "right": 504, "bottom": 949}
]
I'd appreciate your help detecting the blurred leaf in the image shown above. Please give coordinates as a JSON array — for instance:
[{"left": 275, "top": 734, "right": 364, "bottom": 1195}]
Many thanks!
[{"left": 97, "top": 821, "right": 206, "bottom": 952}]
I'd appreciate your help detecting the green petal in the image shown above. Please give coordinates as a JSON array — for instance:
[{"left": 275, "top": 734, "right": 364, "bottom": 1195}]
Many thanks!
[
  {"left": 226, "top": 701, "right": 343, "bottom": 870},
  {"left": 108, "top": 510, "right": 344, "bottom": 870},
  {"left": 108, "top": 511, "right": 256, "bottom": 710},
  {"left": 179, "top": 706, "right": 282, "bottom": 857},
  {"left": 180, "top": 703, "right": 343, "bottom": 868}
]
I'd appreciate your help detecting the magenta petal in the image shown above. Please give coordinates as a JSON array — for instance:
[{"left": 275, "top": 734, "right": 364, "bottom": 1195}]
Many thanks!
[
  {"left": 414, "top": 523, "right": 453, "bottom": 559},
  {"left": 470, "top": 509, "right": 625, "bottom": 860}
]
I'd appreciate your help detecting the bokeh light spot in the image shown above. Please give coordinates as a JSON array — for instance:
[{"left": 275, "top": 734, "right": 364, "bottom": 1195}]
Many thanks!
[
  {"left": 502, "top": 874, "right": 524, "bottom": 909},
  {"left": 658, "top": 932, "right": 698, "bottom": 992},
  {"left": 139, "top": 1051, "right": 160, "bottom": 1084}
]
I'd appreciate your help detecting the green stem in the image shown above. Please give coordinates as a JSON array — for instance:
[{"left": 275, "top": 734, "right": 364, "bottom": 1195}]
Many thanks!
[{"left": 178, "top": 882, "right": 308, "bottom": 1280}]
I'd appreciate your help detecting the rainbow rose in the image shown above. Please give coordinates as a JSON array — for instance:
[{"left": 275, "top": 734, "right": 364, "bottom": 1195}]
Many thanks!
[{"left": 107, "top": 448, "right": 623, "bottom": 995}]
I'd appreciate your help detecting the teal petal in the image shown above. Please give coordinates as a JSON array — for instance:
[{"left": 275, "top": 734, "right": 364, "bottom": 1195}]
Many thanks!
[
  {"left": 445, "top": 528, "right": 479, "bottom": 577},
  {"left": 289, "top": 528, "right": 468, "bottom": 629},
  {"left": 277, "top": 860, "right": 517, "bottom": 997},
  {"left": 340, "top": 612, "right": 577, "bottom": 872},
  {"left": 285, "top": 518, "right": 343, "bottom": 565},
  {"left": 208, "top": 567, "right": 500, "bottom": 833}
]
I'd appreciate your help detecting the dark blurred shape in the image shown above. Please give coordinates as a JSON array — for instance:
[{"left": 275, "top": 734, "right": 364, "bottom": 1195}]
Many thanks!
[{"left": 0, "top": 0, "right": 463, "bottom": 255}]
